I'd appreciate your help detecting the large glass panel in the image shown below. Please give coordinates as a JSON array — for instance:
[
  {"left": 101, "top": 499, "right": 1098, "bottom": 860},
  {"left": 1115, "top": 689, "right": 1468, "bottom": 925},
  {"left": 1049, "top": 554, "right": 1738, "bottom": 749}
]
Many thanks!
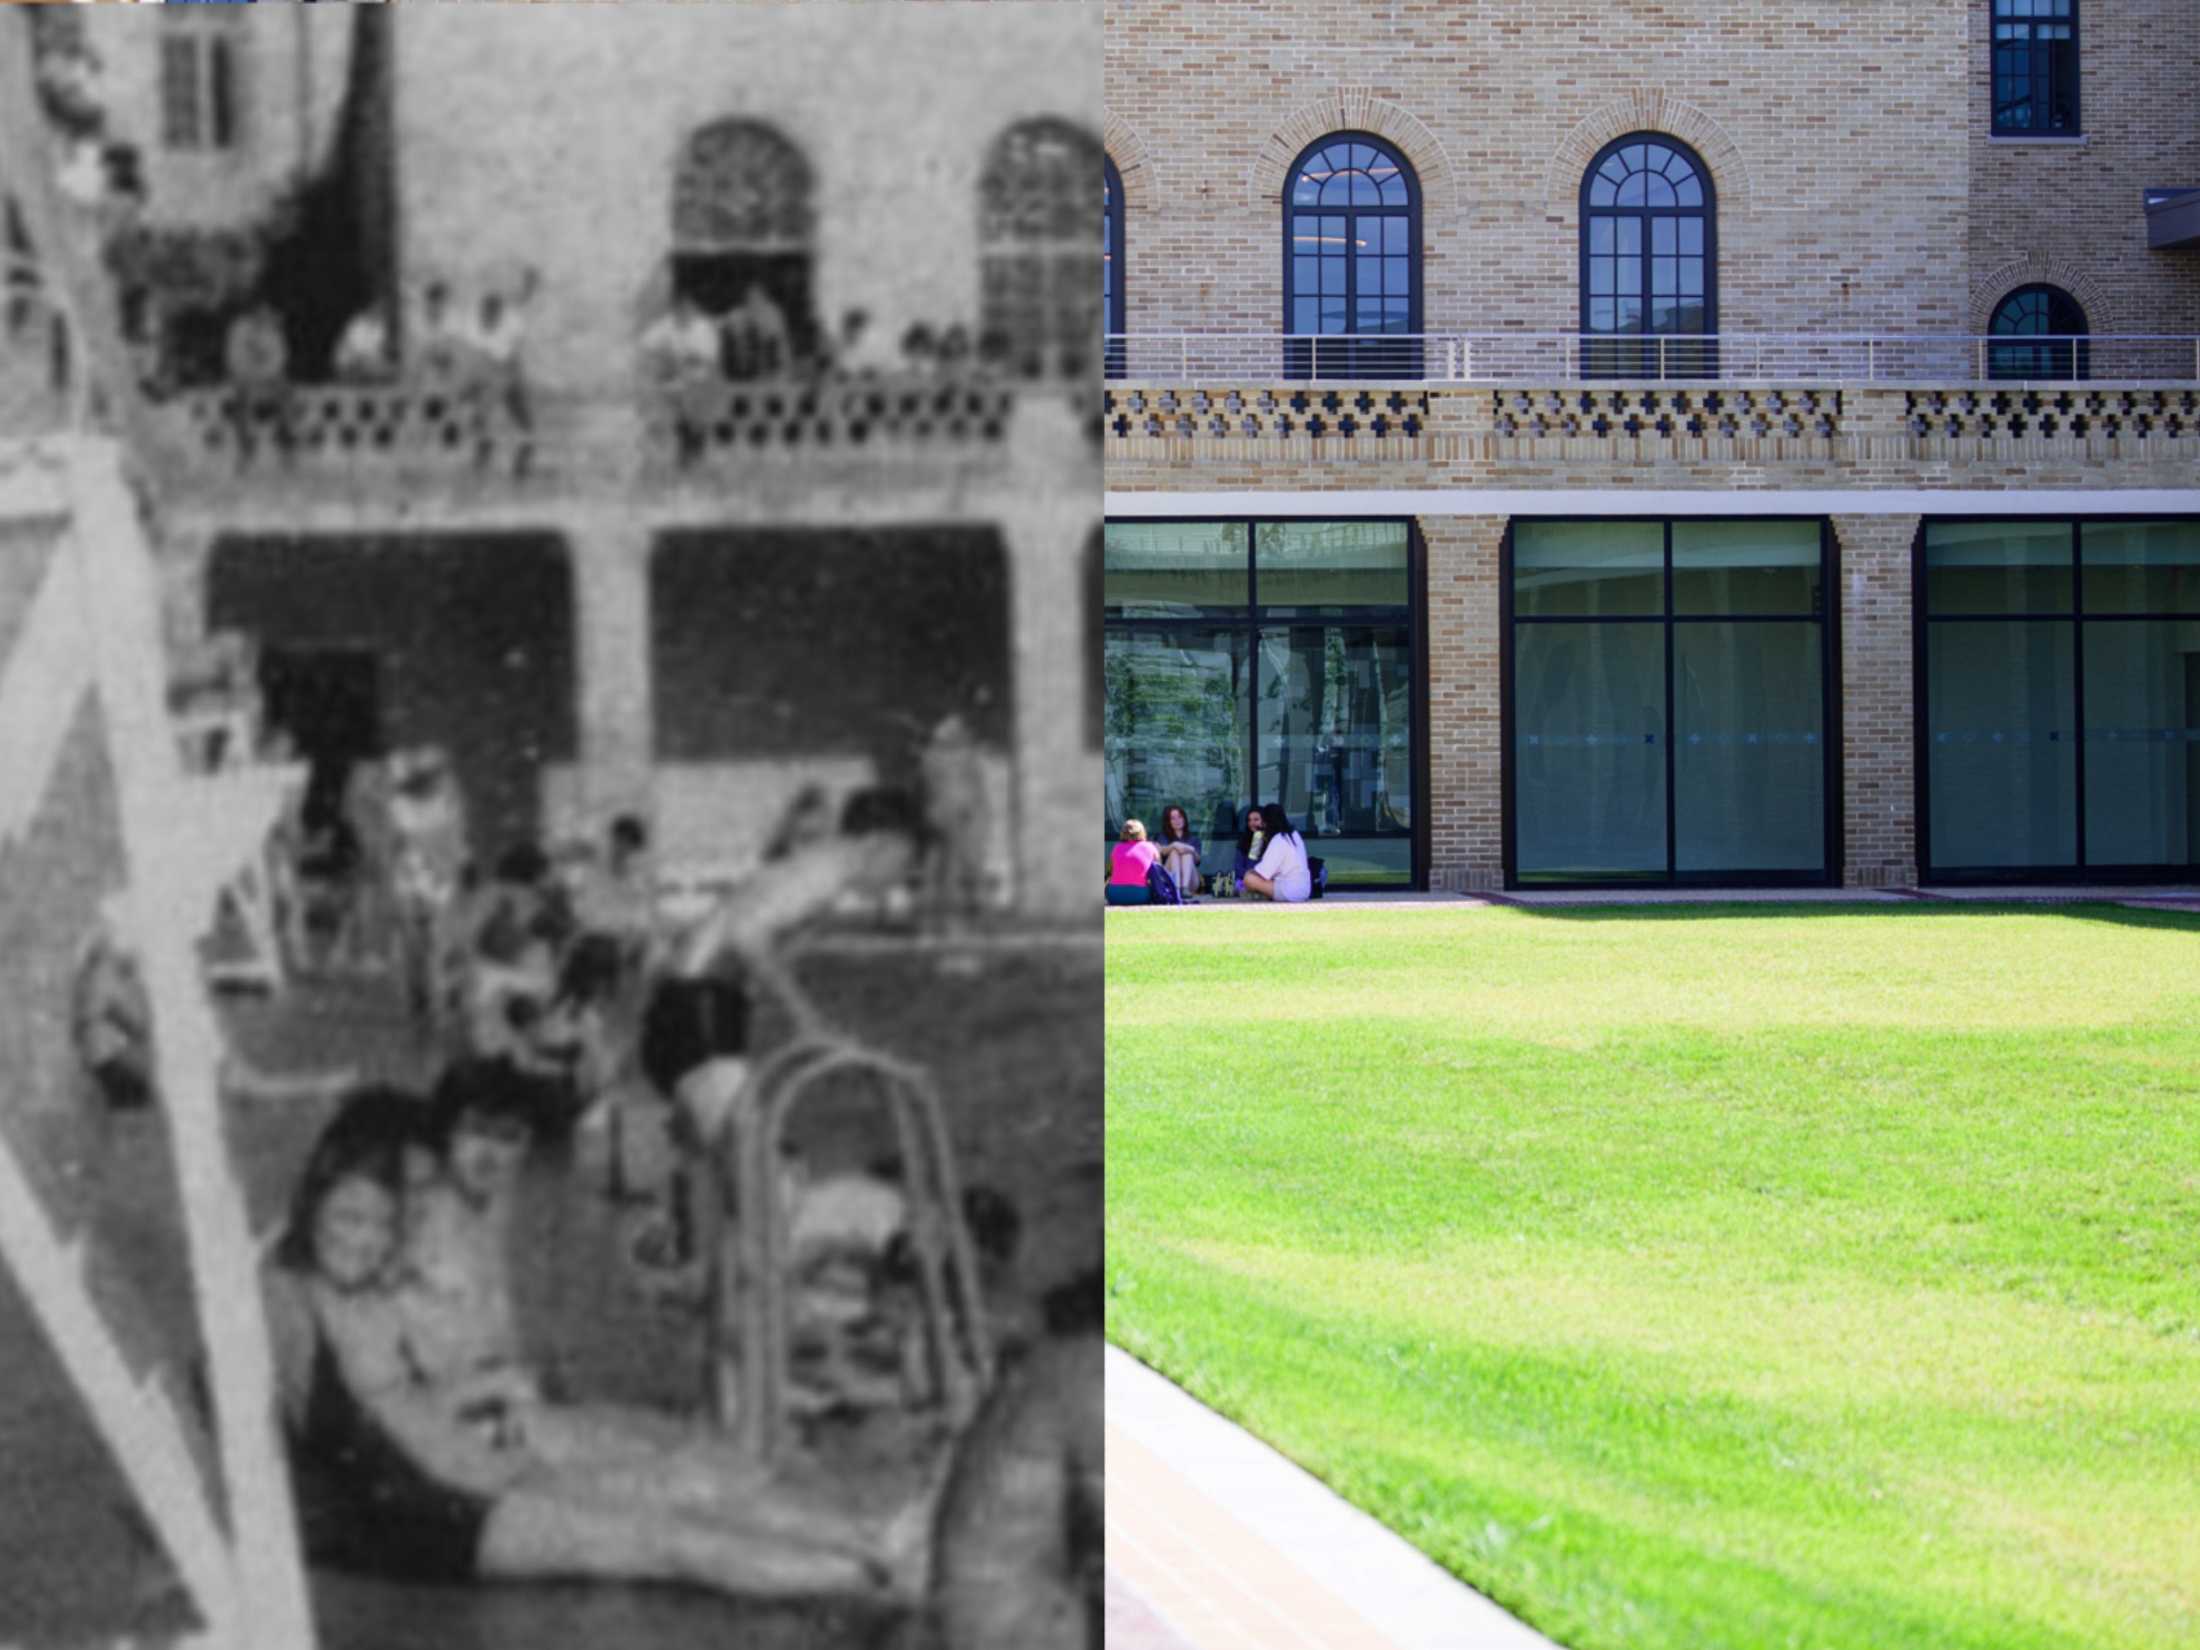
[
  {"left": 1255, "top": 624, "right": 1414, "bottom": 885},
  {"left": 1514, "top": 622, "right": 1666, "bottom": 880},
  {"left": 2083, "top": 619, "right": 2200, "bottom": 867},
  {"left": 1256, "top": 520, "right": 1410, "bottom": 611},
  {"left": 1102, "top": 624, "right": 1250, "bottom": 851},
  {"left": 1103, "top": 521, "right": 1250, "bottom": 616},
  {"left": 1672, "top": 521, "right": 1823, "bottom": 616},
  {"left": 1674, "top": 622, "right": 1824, "bottom": 873},
  {"left": 1927, "top": 620, "right": 2076, "bottom": 868},
  {"left": 2080, "top": 521, "right": 2200, "bottom": 616},
  {"left": 1924, "top": 521, "right": 2072, "bottom": 615},
  {"left": 1513, "top": 521, "right": 1664, "bottom": 618}
]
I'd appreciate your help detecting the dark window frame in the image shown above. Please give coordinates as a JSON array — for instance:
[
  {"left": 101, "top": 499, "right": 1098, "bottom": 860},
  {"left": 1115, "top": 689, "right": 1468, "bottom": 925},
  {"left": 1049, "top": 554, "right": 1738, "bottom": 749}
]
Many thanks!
[
  {"left": 1280, "top": 132, "right": 1423, "bottom": 383},
  {"left": 1913, "top": 513, "right": 2200, "bottom": 885},
  {"left": 1501, "top": 516, "right": 1842, "bottom": 891},
  {"left": 1987, "top": 283, "right": 2090, "bottom": 381},
  {"left": 1103, "top": 154, "right": 1124, "bottom": 380},
  {"left": 1577, "top": 133, "right": 1718, "bottom": 380},
  {"left": 1101, "top": 515, "right": 1429, "bottom": 889},
  {"left": 1991, "top": 0, "right": 2082, "bottom": 136}
]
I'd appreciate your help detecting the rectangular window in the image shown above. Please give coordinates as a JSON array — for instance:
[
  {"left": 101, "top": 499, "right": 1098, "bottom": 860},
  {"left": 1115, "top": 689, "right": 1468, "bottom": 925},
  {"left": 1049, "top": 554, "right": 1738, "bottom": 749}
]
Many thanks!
[
  {"left": 1920, "top": 518, "right": 2200, "bottom": 878},
  {"left": 1992, "top": 0, "right": 2080, "bottom": 136},
  {"left": 160, "top": 32, "right": 241, "bottom": 153},
  {"left": 1508, "top": 519, "right": 1832, "bottom": 886},
  {"left": 1104, "top": 520, "right": 1420, "bottom": 887}
]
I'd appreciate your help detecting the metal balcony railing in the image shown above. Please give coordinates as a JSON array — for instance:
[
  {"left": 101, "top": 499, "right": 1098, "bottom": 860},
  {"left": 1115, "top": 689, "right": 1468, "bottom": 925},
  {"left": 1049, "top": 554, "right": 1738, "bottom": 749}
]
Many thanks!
[{"left": 1102, "top": 333, "right": 2200, "bottom": 385}]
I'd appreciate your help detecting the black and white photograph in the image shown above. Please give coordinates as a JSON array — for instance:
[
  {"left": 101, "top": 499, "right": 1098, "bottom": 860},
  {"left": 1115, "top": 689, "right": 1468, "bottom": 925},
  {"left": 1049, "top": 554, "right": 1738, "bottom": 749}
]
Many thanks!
[{"left": 0, "top": 4, "right": 1101, "bottom": 1647}]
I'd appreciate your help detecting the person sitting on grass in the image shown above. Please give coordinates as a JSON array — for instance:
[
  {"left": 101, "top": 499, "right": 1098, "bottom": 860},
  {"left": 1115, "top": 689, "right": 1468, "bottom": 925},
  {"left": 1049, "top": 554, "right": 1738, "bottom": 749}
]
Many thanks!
[
  {"left": 263, "top": 1088, "right": 926, "bottom": 1599},
  {"left": 1230, "top": 805, "right": 1268, "bottom": 892},
  {"left": 1241, "top": 803, "right": 1312, "bottom": 904},
  {"left": 1154, "top": 805, "right": 1202, "bottom": 900},
  {"left": 1105, "top": 819, "right": 1160, "bottom": 906}
]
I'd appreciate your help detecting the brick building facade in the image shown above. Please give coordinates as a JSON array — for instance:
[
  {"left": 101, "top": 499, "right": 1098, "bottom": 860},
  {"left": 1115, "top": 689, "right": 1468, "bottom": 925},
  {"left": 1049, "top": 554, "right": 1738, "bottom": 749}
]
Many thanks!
[{"left": 1102, "top": 0, "right": 2200, "bottom": 891}]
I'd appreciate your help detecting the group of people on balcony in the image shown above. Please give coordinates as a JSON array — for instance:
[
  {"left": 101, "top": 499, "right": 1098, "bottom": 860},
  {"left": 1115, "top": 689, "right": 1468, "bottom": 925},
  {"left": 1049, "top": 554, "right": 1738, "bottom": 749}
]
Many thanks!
[{"left": 1107, "top": 803, "right": 1314, "bottom": 905}]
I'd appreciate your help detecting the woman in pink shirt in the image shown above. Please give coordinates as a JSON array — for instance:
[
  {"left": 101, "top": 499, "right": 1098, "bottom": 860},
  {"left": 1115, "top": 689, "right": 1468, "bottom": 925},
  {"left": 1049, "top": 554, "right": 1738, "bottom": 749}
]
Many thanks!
[{"left": 1105, "top": 820, "right": 1161, "bottom": 906}]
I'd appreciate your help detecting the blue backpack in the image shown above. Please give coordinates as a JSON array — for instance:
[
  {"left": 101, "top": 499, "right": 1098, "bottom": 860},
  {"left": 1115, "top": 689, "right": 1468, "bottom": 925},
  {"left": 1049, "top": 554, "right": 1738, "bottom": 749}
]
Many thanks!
[{"left": 1144, "top": 861, "right": 1185, "bottom": 905}]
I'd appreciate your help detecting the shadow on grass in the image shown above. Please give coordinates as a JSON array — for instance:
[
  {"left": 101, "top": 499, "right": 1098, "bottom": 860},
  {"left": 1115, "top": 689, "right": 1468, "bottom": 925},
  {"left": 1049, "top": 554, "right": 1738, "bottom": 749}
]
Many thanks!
[{"left": 1494, "top": 900, "right": 2200, "bottom": 933}]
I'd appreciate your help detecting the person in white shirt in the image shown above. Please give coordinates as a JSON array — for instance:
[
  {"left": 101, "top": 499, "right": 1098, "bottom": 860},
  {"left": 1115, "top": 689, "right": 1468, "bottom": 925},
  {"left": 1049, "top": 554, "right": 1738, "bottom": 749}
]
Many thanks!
[{"left": 1242, "top": 802, "right": 1313, "bottom": 903}]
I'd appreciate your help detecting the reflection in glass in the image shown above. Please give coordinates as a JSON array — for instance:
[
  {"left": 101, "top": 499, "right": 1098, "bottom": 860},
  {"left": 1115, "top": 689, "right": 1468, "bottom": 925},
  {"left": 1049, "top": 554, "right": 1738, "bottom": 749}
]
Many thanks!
[
  {"left": 1512, "top": 521, "right": 1663, "bottom": 618},
  {"left": 1672, "top": 520, "right": 1822, "bottom": 616},
  {"left": 1927, "top": 620, "right": 2076, "bottom": 868},
  {"left": 1256, "top": 521, "right": 1410, "bottom": 609},
  {"left": 1514, "top": 623, "right": 1666, "bottom": 880},
  {"left": 1103, "top": 521, "right": 1250, "bottom": 616},
  {"left": 1255, "top": 626, "right": 1414, "bottom": 878},
  {"left": 2083, "top": 620, "right": 2200, "bottom": 866},
  {"left": 2080, "top": 521, "right": 2200, "bottom": 615},
  {"left": 1924, "top": 520, "right": 2071, "bottom": 615},
  {"left": 1674, "top": 623, "right": 1823, "bottom": 872},
  {"left": 1102, "top": 626, "right": 1250, "bottom": 851}
]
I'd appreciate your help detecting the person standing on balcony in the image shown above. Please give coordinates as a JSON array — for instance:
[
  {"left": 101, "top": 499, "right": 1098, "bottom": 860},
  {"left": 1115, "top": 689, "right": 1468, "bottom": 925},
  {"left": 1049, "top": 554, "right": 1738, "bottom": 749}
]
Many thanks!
[
  {"left": 468, "top": 274, "right": 536, "bottom": 474},
  {"left": 333, "top": 300, "right": 395, "bottom": 384},
  {"left": 414, "top": 280, "right": 467, "bottom": 385},
  {"left": 224, "top": 302, "right": 290, "bottom": 466},
  {"left": 639, "top": 292, "right": 723, "bottom": 463},
  {"left": 719, "top": 280, "right": 792, "bottom": 382}
]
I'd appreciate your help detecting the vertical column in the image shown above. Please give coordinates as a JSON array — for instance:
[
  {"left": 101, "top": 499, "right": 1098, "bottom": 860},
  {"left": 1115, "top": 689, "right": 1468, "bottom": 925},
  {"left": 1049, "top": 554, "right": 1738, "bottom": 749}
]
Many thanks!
[
  {"left": 1833, "top": 514, "right": 1920, "bottom": 887},
  {"left": 998, "top": 391, "right": 1101, "bottom": 921},
  {"left": 566, "top": 513, "right": 656, "bottom": 839},
  {"left": 1422, "top": 515, "right": 1507, "bottom": 890}
]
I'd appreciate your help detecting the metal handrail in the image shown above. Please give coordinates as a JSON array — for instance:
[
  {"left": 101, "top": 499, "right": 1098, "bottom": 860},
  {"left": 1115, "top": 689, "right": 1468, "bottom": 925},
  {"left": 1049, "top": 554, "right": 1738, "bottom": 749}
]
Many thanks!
[{"left": 1101, "top": 332, "right": 2200, "bottom": 386}]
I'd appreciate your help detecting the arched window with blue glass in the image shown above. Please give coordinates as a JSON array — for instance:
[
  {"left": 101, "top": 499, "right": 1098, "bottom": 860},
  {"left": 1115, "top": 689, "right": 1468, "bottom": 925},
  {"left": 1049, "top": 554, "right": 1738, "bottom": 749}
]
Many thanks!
[
  {"left": 1988, "top": 284, "right": 2089, "bottom": 381},
  {"left": 1579, "top": 134, "right": 1716, "bottom": 379},
  {"left": 1103, "top": 155, "right": 1125, "bottom": 379},
  {"left": 1283, "top": 133, "right": 1420, "bottom": 381}
]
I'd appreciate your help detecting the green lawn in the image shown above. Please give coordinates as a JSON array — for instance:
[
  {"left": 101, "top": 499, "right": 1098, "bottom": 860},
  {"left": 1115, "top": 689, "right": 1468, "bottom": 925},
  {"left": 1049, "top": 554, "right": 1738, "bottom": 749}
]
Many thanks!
[{"left": 1106, "top": 903, "right": 2200, "bottom": 1650}]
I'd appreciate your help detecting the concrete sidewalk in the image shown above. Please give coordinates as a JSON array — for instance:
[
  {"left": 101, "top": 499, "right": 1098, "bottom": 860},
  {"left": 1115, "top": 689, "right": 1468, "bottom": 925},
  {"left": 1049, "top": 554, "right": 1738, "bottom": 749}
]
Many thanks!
[{"left": 1104, "top": 1346, "right": 1560, "bottom": 1650}]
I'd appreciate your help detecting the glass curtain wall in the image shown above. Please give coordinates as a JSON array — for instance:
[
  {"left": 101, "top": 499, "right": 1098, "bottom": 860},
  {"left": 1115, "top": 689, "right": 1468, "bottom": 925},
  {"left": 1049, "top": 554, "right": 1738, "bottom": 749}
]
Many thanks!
[
  {"left": 1103, "top": 520, "right": 1419, "bottom": 886},
  {"left": 1509, "top": 519, "right": 1831, "bottom": 884},
  {"left": 1923, "top": 519, "right": 2200, "bottom": 877}
]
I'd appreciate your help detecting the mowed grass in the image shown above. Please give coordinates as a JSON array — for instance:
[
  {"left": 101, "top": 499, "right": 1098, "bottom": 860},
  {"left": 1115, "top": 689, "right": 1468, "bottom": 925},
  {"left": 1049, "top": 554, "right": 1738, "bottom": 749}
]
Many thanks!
[{"left": 1105, "top": 903, "right": 2200, "bottom": 1650}]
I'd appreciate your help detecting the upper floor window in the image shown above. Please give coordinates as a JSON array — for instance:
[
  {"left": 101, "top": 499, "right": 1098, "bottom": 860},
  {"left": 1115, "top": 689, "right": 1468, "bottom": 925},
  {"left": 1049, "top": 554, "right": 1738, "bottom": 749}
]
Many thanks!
[
  {"left": 979, "top": 118, "right": 1104, "bottom": 381},
  {"left": 1993, "top": 0, "right": 2080, "bottom": 135},
  {"left": 161, "top": 25, "right": 240, "bottom": 152},
  {"left": 1283, "top": 134, "right": 1421, "bottom": 380},
  {"left": 1579, "top": 134, "right": 1716, "bottom": 378},
  {"left": 1103, "top": 155, "right": 1124, "bottom": 378},
  {"left": 1988, "top": 284, "right": 2089, "bottom": 380},
  {"left": 671, "top": 119, "right": 817, "bottom": 376}
]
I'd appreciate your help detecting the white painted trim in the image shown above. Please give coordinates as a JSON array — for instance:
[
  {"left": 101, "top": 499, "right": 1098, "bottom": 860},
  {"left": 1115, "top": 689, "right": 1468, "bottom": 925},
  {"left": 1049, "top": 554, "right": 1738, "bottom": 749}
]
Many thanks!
[{"left": 1106, "top": 489, "right": 2200, "bottom": 518}]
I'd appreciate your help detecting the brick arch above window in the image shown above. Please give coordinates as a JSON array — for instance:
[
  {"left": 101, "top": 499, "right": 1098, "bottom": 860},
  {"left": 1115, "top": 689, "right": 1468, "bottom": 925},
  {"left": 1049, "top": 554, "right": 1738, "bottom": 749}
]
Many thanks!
[
  {"left": 1102, "top": 113, "right": 1155, "bottom": 216},
  {"left": 1249, "top": 93, "right": 1457, "bottom": 215},
  {"left": 1971, "top": 254, "right": 2116, "bottom": 337},
  {"left": 1543, "top": 94, "right": 1752, "bottom": 219}
]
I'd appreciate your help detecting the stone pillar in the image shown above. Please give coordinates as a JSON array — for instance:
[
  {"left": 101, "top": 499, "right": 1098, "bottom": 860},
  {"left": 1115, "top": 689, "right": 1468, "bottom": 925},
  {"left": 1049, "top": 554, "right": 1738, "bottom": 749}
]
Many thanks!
[
  {"left": 1422, "top": 514, "right": 1507, "bottom": 890},
  {"left": 1832, "top": 514, "right": 1920, "bottom": 887},
  {"left": 565, "top": 514, "right": 655, "bottom": 839},
  {"left": 997, "top": 390, "right": 1100, "bottom": 922}
]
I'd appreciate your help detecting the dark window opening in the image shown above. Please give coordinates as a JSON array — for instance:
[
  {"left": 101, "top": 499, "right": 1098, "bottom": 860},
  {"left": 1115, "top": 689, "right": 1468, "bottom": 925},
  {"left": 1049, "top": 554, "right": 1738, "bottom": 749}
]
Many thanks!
[
  {"left": 1579, "top": 135, "right": 1717, "bottom": 379},
  {"left": 671, "top": 120, "right": 818, "bottom": 375},
  {"left": 1103, "top": 155, "right": 1124, "bottom": 380},
  {"left": 1283, "top": 133, "right": 1422, "bottom": 381},
  {"left": 1992, "top": 0, "right": 2080, "bottom": 135},
  {"left": 1987, "top": 284, "right": 2089, "bottom": 380},
  {"left": 980, "top": 119, "right": 1105, "bottom": 382}
]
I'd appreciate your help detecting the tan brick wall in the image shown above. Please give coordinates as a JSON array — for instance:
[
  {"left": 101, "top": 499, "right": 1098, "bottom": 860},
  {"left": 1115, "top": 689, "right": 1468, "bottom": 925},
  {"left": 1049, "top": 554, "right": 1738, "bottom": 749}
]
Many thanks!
[
  {"left": 1104, "top": 0, "right": 1972, "bottom": 341},
  {"left": 1420, "top": 515, "right": 1507, "bottom": 890},
  {"left": 1832, "top": 514, "right": 1920, "bottom": 886},
  {"left": 1968, "top": 1, "right": 2200, "bottom": 337}
]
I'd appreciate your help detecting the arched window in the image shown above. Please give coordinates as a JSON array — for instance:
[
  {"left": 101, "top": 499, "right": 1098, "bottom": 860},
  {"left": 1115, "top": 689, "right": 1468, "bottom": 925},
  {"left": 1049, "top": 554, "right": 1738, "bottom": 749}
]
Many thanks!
[
  {"left": 1284, "top": 133, "right": 1420, "bottom": 380},
  {"left": 1103, "top": 155, "right": 1125, "bottom": 379},
  {"left": 671, "top": 120, "right": 816, "bottom": 378},
  {"left": 1580, "top": 134, "right": 1716, "bottom": 379},
  {"left": 1988, "top": 284, "right": 2089, "bottom": 381},
  {"left": 980, "top": 118, "right": 1104, "bottom": 381}
]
